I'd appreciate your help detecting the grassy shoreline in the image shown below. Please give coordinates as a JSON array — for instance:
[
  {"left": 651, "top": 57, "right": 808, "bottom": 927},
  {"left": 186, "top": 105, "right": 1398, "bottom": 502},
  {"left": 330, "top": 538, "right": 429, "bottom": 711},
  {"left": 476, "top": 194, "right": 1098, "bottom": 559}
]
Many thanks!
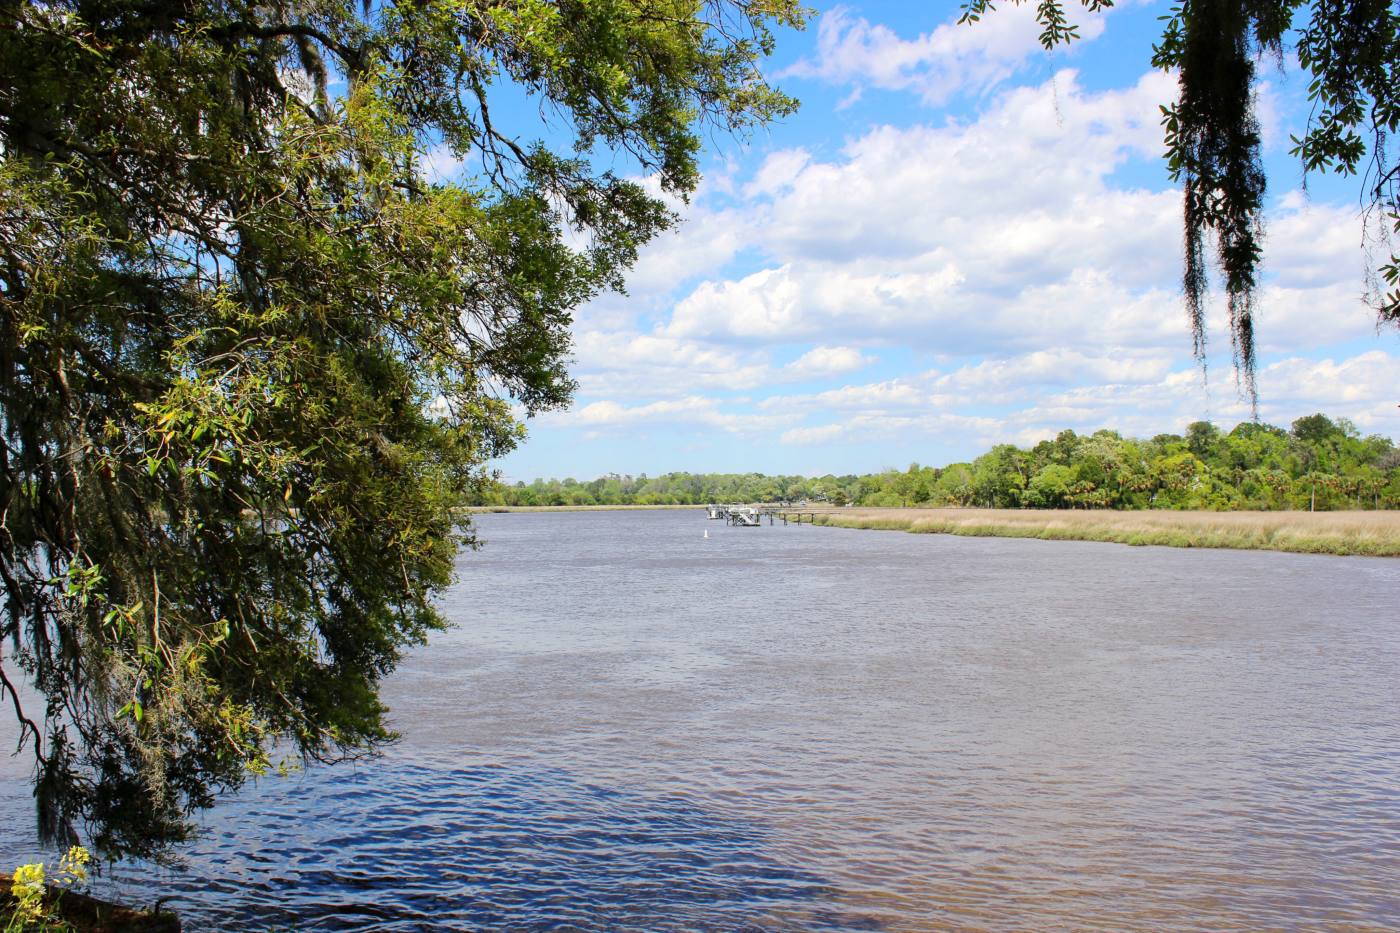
[
  {"left": 467, "top": 503, "right": 1400, "bottom": 555},
  {"left": 464, "top": 504, "right": 698, "bottom": 513},
  {"left": 787, "top": 507, "right": 1400, "bottom": 557}
]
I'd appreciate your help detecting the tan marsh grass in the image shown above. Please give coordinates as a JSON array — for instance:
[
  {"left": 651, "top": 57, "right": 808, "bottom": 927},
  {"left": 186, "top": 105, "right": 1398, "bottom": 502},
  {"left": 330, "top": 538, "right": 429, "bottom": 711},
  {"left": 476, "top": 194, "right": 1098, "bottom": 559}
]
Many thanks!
[{"left": 790, "top": 508, "right": 1400, "bottom": 557}]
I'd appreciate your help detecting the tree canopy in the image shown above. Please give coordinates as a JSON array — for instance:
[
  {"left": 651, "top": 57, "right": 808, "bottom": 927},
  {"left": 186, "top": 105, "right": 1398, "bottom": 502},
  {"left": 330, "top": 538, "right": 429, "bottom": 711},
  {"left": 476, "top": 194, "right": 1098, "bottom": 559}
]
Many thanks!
[
  {"left": 962, "top": 0, "right": 1400, "bottom": 405},
  {"left": 484, "top": 412, "right": 1400, "bottom": 510},
  {"left": 0, "top": 0, "right": 803, "bottom": 858}
]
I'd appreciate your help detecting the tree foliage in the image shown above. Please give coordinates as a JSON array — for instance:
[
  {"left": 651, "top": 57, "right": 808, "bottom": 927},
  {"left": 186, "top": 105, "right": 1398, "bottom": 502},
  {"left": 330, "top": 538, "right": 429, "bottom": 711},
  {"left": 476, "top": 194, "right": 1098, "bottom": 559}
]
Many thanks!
[
  {"left": 0, "top": 0, "right": 803, "bottom": 858},
  {"left": 965, "top": 0, "right": 1400, "bottom": 406},
  {"left": 487, "top": 413, "right": 1400, "bottom": 510}
]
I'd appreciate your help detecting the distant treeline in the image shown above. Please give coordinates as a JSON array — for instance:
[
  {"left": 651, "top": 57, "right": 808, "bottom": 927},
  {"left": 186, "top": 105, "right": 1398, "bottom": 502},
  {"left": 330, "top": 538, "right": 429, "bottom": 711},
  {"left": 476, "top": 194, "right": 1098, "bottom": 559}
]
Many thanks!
[{"left": 479, "top": 413, "right": 1400, "bottom": 511}]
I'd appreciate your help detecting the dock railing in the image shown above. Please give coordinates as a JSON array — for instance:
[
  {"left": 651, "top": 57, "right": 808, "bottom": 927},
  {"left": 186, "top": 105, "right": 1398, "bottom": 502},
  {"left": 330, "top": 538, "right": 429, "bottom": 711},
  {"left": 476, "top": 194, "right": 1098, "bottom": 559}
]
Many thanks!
[{"left": 703, "top": 504, "right": 850, "bottom": 526}]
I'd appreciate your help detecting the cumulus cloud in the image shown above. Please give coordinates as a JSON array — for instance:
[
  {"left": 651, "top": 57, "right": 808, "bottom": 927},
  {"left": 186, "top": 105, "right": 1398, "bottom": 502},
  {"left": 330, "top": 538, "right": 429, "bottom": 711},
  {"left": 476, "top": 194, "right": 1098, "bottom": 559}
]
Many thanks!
[
  {"left": 781, "top": 4, "right": 1108, "bottom": 105},
  {"left": 762, "top": 377, "right": 936, "bottom": 414},
  {"left": 1258, "top": 351, "right": 1400, "bottom": 411},
  {"left": 782, "top": 345, "right": 877, "bottom": 379},
  {"left": 744, "top": 149, "right": 813, "bottom": 198},
  {"left": 656, "top": 69, "right": 1377, "bottom": 364},
  {"left": 779, "top": 423, "right": 848, "bottom": 446},
  {"left": 566, "top": 332, "right": 875, "bottom": 398},
  {"left": 758, "top": 350, "right": 1172, "bottom": 423},
  {"left": 667, "top": 259, "right": 968, "bottom": 343},
  {"left": 977, "top": 351, "right": 1400, "bottom": 441},
  {"left": 511, "top": 36, "right": 1398, "bottom": 474},
  {"left": 550, "top": 396, "right": 791, "bottom": 436},
  {"left": 567, "top": 396, "right": 715, "bottom": 426},
  {"left": 779, "top": 412, "right": 1007, "bottom": 448},
  {"left": 570, "top": 331, "right": 771, "bottom": 396},
  {"left": 757, "top": 349, "right": 1400, "bottom": 453},
  {"left": 932, "top": 348, "right": 1173, "bottom": 393},
  {"left": 572, "top": 191, "right": 756, "bottom": 333},
  {"left": 662, "top": 71, "right": 1193, "bottom": 354}
]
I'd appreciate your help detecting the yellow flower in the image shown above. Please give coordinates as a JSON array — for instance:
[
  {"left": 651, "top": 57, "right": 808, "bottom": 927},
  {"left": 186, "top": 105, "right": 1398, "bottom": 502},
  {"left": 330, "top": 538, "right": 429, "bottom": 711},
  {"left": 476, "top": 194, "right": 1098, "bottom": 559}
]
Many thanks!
[
  {"left": 12, "top": 862, "right": 44, "bottom": 893},
  {"left": 58, "top": 846, "right": 90, "bottom": 884},
  {"left": 10, "top": 861, "right": 46, "bottom": 921}
]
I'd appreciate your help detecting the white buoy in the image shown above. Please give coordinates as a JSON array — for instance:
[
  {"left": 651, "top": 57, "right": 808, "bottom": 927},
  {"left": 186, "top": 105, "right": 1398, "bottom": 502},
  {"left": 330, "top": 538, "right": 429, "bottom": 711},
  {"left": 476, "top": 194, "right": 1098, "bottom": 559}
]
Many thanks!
[{"left": 703, "top": 529, "right": 709, "bottom": 539}]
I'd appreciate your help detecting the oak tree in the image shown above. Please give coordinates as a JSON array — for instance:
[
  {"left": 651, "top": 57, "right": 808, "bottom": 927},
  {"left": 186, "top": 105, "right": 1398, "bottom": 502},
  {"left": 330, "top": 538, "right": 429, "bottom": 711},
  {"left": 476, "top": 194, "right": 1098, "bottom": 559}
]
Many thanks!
[{"left": 0, "top": 0, "right": 803, "bottom": 858}]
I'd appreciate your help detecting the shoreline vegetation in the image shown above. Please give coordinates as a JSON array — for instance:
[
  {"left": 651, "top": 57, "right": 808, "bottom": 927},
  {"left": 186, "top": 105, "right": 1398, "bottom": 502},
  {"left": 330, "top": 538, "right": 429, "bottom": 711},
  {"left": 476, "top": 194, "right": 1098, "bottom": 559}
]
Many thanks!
[
  {"left": 1, "top": 888, "right": 180, "bottom": 933},
  {"left": 470, "top": 505, "right": 1400, "bottom": 556},
  {"left": 787, "top": 508, "right": 1400, "bottom": 557},
  {"left": 467, "top": 504, "right": 699, "bottom": 512},
  {"left": 471, "top": 413, "right": 1400, "bottom": 556},
  {"left": 481, "top": 415, "right": 1400, "bottom": 513}
]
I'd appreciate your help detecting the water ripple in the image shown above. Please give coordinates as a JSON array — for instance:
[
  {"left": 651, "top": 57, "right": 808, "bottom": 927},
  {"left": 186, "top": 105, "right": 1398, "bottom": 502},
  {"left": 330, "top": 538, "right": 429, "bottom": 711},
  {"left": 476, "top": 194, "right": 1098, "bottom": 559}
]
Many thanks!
[{"left": 2, "top": 510, "right": 1399, "bottom": 930}]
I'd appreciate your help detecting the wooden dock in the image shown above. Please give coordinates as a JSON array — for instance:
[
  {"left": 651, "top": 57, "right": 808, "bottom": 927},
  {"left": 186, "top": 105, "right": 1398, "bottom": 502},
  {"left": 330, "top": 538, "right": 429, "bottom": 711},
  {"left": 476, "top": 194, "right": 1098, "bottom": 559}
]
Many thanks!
[
  {"left": 706, "top": 505, "right": 764, "bottom": 526},
  {"left": 704, "top": 504, "right": 845, "bottom": 526}
]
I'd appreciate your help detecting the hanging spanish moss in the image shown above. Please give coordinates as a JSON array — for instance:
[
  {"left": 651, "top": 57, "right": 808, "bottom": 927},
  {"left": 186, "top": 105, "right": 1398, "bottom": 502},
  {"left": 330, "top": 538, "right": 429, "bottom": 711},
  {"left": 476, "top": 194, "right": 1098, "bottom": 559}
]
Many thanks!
[
  {"left": 1153, "top": 0, "right": 1399, "bottom": 409},
  {"left": 971, "top": 0, "right": 1400, "bottom": 409},
  {"left": 1158, "top": 0, "right": 1276, "bottom": 412}
]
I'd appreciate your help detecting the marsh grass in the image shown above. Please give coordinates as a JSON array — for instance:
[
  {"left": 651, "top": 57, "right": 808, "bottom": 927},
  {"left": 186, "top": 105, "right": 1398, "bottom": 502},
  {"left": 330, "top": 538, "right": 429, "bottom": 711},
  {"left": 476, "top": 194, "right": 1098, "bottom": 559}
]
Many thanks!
[{"left": 795, "top": 508, "right": 1400, "bottom": 557}]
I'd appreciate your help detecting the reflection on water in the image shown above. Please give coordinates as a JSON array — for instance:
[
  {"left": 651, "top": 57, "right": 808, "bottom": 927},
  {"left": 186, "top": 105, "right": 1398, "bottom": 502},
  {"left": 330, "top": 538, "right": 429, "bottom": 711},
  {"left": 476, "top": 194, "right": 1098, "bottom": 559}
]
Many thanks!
[{"left": 3, "top": 510, "right": 1400, "bottom": 930}]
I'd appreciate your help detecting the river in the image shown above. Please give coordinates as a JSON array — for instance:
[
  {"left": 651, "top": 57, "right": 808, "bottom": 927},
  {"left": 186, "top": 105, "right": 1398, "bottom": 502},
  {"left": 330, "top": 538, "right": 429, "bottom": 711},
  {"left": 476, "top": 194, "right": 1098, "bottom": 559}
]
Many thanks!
[{"left": 3, "top": 509, "right": 1400, "bottom": 930}]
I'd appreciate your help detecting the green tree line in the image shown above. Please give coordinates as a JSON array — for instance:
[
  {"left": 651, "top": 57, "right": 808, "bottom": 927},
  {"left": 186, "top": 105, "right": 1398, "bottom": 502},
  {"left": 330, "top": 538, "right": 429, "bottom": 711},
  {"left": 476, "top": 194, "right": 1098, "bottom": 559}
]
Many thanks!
[{"left": 485, "top": 414, "right": 1400, "bottom": 511}]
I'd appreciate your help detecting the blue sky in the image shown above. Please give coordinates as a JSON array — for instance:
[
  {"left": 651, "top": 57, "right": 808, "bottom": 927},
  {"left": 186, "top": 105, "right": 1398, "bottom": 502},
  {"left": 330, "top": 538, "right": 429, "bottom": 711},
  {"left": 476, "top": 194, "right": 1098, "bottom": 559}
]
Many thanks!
[{"left": 483, "top": 1, "right": 1400, "bottom": 481}]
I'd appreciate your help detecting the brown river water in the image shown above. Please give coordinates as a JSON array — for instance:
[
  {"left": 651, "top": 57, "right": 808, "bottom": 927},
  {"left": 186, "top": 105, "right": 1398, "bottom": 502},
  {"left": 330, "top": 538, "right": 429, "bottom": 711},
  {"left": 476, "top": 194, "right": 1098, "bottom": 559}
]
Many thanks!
[{"left": 3, "top": 509, "right": 1400, "bottom": 930}]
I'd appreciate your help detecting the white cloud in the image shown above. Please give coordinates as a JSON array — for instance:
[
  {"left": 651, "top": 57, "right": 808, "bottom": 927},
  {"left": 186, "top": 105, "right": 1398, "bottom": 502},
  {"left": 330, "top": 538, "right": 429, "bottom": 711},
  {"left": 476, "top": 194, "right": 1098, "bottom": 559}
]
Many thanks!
[
  {"left": 754, "top": 349, "right": 1400, "bottom": 453},
  {"left": 1258, "top": 351, "right": 1400, "bottom": 409},
  {"left": 419, "top": 141, "right": 466, "bottom": 183},
  {"left": 762, "top": 377, "right": 935, "bottom": 413},
  {"left": 754, "top": 69, "right": 1177, "bottom": 262},
  {"left": 577, "top": 198, "right": 754, "bottom": 327},
  {"left": 779, "top": 412, "right": 1007, "bottom": 448},
  {"left": 779, "top": 423, "right": 847, "bottom": 445},
  {"left": 552, "top": 395, "right": 790, "bottom": 436},
  {"left": 783, "top": 345, "right": 877, "bottom": 379},
  {"left": 567, "top": 396, "right": 713, "bottom": 426},
  {"left": 933, "top": 348, "right": 1173, "bottom": 392},
  {"left": 758, "top": 349, "right": 1175, "bottom": 421},
  {"left": 659, "top": 71, "right": 1185, "bottom": 354},
  {"left": 667, "top": 259, "right": 967, "bottom": 343},
  {"left": 782, "top": 4, "right": 1109, "bottom": 105},
  {"left": 567, "top": 330, "right": 771, "bottom": 397},
  {"left": 566, "top": 332, "right": 876, "bottom": 398},
  {"left": 512, "top": 36, "right": 1399, "bottom": 475},
  {"left": 978, "top": 351, "right": 1400, "bottom": 441},
  {"left": 1264, "top": 196, "right": 1366, "bottom": 287},
  {"left": 744, "top": 149, "right": 813, "bottom": 198},
  {"left": 573, "top": 331, "right": 760, "bottom": 377},
  {"left": 656, "top": 69, "right": 1374, "bottom": 365}
]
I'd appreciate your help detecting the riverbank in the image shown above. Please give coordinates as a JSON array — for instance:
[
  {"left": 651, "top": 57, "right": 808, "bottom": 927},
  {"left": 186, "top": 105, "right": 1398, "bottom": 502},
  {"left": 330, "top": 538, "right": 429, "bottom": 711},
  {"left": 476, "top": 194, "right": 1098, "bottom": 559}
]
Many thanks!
[
  {"left": 464, "top": 504, "right": 697, "bottom": 513},
  {"left": 788, "top": 508, "right": 1400, "bottom": 556},
  {"left": 1, "top": 886, "right": 180, "bottom": 932}
]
